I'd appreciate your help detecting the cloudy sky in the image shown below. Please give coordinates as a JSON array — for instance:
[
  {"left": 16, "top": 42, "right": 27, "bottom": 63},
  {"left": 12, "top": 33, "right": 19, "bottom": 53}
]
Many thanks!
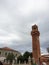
[{"left": 0, "top": 0, "right": 49, "bottom": 54}]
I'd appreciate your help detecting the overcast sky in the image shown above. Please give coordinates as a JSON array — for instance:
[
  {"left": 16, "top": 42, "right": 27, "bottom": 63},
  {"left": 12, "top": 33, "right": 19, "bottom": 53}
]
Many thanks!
[{"left": 0, "top": 0, "right": 49, "bottom": 54}]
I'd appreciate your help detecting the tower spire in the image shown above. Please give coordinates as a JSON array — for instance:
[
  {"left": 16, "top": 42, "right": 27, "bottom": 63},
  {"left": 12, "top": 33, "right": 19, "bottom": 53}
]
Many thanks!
[{"left": 31, "top": 24, "right": 41, "bottom": 64}]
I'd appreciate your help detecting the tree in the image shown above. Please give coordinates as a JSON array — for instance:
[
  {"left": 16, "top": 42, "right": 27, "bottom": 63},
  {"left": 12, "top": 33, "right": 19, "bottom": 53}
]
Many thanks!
[
  {"left": 17, "top": 51, "right": 32, "bottom": 64},
  {"left": 29, "top": 52, "right": 32, "bottom": 58},
  {"left": 47, "top": 47, "right": 49, "bottom": 53},
  {"left": 23, "top": 51, "right": 32, "bottom": 63},
  {"left": 17, "top": 55, "right": 24, "bottom": 63},
  {"left": 6, "top": 53, "right": 15, "bottom": 64}
]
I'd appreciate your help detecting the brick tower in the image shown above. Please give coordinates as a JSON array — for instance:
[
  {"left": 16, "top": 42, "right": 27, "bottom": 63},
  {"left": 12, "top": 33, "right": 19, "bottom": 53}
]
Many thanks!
[{"left": 31, "top": 24, "right": 41, "bottom": 64}]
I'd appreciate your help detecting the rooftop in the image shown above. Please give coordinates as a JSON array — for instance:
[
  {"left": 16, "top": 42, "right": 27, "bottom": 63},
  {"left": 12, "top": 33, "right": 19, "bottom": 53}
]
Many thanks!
[{"left": 0, "top": 47, "right": 20, "bottom": 53}]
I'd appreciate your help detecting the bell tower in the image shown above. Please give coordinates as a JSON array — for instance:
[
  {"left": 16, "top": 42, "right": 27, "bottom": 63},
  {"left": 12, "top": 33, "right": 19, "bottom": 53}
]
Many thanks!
[{"left": 31, "top": 24, "right": 41, "bottom": 64}]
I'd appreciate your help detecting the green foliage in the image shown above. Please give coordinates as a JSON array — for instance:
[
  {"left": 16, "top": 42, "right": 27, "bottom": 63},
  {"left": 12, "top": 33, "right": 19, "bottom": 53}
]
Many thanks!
[
  {"left": 6, "top": 53, "right": 15, "bottom": 64},
  {"left": 30, "top": 52, "right": 32, "bottom": 58},
  {"left": 23, "top": 51, "right": 30, "bottom": 58},
  {"left": 17, "top": 55, "right": 24, "bottom": 63},
  {"left": 23, "top": 51, "right": 32, "bottom": 63},
  {"left": 17, "top": 51, "right": 32, "bottom": 63}
]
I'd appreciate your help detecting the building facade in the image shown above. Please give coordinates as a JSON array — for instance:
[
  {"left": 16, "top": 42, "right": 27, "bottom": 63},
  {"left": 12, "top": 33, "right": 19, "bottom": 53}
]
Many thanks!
[{"left": 0, "top": 47, "right": 21, "bottom": 62}]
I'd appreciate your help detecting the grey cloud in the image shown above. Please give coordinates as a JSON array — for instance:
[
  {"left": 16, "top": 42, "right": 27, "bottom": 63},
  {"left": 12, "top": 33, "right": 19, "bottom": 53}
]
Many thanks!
[
  {"left": 10, "top": 40, "right": 32, "bottom": 53},
  {"left": 0, "top": 0, "right": 49, "bottom": 53}
]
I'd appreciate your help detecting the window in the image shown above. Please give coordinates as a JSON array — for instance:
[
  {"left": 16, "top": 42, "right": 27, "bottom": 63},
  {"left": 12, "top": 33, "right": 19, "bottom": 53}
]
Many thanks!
[{"left": 5, "top": 52, "right": 7, "bottom": 56}]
